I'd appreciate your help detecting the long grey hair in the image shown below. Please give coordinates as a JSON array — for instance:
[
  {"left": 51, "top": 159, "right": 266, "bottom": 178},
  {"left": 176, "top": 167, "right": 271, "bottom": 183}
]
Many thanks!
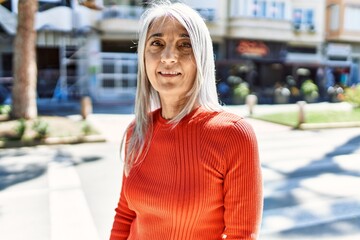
[{"left": 123, "top": 0, "right": 222, "bottom": 176}]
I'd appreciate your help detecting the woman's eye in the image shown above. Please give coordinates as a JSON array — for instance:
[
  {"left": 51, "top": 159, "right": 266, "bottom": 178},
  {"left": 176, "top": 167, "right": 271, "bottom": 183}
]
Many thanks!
[
  {"left": 150, "top": 40, "right": 163, "bottom": 46},
  {"left": 179, "top": 42, "right": 192, "bottom": 48}
]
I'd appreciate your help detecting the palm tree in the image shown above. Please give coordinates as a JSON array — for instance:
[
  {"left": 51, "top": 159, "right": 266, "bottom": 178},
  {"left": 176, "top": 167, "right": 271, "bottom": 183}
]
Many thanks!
[{"left": 11, "top": 0, "right": 38, "bottom": 119}]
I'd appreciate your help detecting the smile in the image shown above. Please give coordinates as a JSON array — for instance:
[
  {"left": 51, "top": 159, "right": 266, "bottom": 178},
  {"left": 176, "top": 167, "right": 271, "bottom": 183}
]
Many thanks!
[{"left": 159, "top": 71, "right": 181, "bottom": 76}]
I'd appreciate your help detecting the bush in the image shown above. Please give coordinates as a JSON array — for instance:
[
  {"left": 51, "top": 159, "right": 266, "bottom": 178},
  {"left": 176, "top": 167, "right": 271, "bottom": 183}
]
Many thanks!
[
  {"left": 13, "top": 119, "right": 26, "bottom": 140},
  {"left": 344, "top": 84, "right": 360, "bottom": 108},
  {"left": 233, "top": 82, "right": 250, "bottom": 104},
  {"left": 233, "top": 82, "right": 250, "bottom": 98},
  {"left": 81, "top": 121, "right": 94, "bottom": 135},
  {"left": 0, "top": 105, "right": 11, "bottom": 115},
  {"left": 301, "top": 79, "right": 319, "bottom": 96},
  {"left": 32, "top": 118, "right": 49, "bottom": 140},
  {"left": 301, "top": 79, "right": 319, "bottom": 102}
]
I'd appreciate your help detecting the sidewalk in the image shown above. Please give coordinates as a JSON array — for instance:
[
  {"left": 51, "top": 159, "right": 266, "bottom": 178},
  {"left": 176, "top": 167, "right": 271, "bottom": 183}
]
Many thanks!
[{"left": 0, "top": 101, "right": 356, "bottom": 240}]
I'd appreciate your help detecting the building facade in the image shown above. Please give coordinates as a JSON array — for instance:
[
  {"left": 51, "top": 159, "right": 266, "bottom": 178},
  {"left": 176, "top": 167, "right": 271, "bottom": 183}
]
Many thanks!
[
  {"left": 325, "top": 0, "right": 360, "bottom": 89},
  {"left": 0, "top": 0, "right": 359, "bottom": 105}
]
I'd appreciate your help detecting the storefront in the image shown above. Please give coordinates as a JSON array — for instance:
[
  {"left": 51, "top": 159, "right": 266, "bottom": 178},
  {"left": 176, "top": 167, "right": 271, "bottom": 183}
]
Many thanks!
[
  {"left": 216, "top": 39, "right": 287, "bottom": 104},
  {"left": 325, "top": 43, "right": 353, "bottom": 85}
]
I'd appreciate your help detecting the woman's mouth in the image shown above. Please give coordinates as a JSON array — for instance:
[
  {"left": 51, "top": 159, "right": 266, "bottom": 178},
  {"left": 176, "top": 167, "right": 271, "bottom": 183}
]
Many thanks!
[{"left": 159, "top": 71, "right": 181, "bottom": 77}]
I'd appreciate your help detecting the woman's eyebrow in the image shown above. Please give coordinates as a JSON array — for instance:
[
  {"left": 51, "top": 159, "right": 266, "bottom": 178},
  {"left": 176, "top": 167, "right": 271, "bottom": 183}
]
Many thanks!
[
  {"left": 180, "top": 33, "right": 190, "bottom": 38},
  {"left": 147, "top": 32, "right": 190, "bottom": 40},
  {"left": 148, "top": 33, "right": 163, "bottom": 39}
]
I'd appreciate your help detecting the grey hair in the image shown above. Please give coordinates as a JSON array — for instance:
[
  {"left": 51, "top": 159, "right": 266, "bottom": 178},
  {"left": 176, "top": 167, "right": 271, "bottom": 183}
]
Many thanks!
[{"left": 123, "top": 0, "right": 222, "bottom": 176}]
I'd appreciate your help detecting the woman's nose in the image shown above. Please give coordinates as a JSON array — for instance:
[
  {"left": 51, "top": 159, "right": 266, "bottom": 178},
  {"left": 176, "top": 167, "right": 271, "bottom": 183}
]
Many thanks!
[{"left": 161, "top": 45, "right": 177, "bottom": 64}]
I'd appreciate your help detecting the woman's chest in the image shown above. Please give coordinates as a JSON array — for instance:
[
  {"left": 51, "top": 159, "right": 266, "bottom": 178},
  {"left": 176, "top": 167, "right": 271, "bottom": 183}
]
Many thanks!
[{"left": 124, "top": 127, "right": 225, "bottom": 216}]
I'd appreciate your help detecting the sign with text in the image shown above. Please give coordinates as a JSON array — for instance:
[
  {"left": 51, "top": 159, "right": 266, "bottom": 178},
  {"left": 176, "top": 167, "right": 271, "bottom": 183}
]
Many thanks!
[
  {"left": 227, "top": 39, "right": 287, "bottom": 61},
  {"left": 237, "top": 40, "right": 269, "bottom": 57}
]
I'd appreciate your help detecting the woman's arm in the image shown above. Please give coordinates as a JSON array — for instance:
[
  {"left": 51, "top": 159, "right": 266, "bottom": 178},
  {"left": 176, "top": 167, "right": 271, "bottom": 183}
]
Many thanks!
[
  {"left": 110, "top": 173, "right": 136, "bottom": 240},
  {"left": 222, "top": 119, "right": 263, "bottom": 240}
]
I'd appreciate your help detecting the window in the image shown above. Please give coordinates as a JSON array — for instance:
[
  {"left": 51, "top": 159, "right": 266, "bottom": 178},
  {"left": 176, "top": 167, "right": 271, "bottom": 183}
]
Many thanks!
[
  {"left": 304, "top": 9, "right": 314, "bottom": 25},
  {"left": 329, "top": 4, "right": 340, "bottom": 31},
  {"left": 230, "top": 0, "right": 250, "bottom": 17},
  {"left": 103, "top": 0, "right": 142, "bottom": 6},
  {"left": 292, "top": 8, "right": 315, "bottom": 31},
  {"left": 250, "top": 0, "right": 286, "bottom": 19},
  {"left": 99, "top": 53, "right": 137, "bottom": 93},
  {"left": 252, "top": 0, "right": 266, "bottom": 17},
  {"left": 230, "top": 0, "right": 286, "bottom": 19},
  {"left": 102, "top": 78, "right": 115, "bottom": 88},
  {"left": 269, "top": 2, "right": 285, "bottom": 19},
  {"left": 293, "top": 9, "right": 302, "bottom": 26},
  {"left": 38, "top": 0, "right": 71, "bottom": 12},
  {"left": 344, "top": 5, "right": 360, "bottom": 31}
]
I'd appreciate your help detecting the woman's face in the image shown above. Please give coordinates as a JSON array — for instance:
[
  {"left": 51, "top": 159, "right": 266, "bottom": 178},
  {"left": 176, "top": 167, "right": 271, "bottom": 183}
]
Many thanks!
[{"left": 144, "top": 16, "right": 197, "bottom": 102}]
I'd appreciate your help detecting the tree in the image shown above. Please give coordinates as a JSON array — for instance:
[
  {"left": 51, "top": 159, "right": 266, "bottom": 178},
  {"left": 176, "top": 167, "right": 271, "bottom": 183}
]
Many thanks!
[{"left": 11, "top": 0, "right": 38, "bottom": 119}]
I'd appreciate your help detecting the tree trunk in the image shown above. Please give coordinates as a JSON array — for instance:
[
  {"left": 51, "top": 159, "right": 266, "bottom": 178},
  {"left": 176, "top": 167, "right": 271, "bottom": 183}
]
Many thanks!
[{"left": 11, "top": 0, "right": 38, "bottom": 119}]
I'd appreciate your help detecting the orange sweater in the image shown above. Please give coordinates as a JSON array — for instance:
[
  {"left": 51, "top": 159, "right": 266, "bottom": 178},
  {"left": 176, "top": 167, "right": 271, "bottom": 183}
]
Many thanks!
[{"left": 110, "top": 107, "right": 263, "bottom": 240}]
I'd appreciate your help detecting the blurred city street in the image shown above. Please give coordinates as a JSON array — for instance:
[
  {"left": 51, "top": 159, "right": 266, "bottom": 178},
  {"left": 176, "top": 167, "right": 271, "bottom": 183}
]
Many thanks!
[{"left": 1, "top": 103, "right": 360, "bottom": 240}]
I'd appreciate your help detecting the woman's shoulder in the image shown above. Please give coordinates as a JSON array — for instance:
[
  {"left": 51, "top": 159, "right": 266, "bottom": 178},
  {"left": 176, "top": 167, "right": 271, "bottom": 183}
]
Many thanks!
[
  {"left": 201, "top": 110, "right": 255, "bottom": 137},
  {"left": 203, "top": 110, "right": 244, "bottom": 128}
]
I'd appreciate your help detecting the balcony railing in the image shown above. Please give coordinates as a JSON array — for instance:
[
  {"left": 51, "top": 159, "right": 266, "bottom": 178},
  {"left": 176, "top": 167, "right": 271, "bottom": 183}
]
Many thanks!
[{"left": 102, "top": 5, "right": 144, "bottom": 20}]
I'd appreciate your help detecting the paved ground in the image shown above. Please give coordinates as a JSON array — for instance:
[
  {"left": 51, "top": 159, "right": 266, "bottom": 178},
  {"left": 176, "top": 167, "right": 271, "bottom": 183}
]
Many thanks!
[{"left": 0, "top": 102, "right": 359, "bottom": 240}]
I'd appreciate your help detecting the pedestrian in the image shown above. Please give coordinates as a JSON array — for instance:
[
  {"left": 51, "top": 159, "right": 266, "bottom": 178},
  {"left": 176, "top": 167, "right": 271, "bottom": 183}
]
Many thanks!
[{"left": 110, "top": 1, "right": 263, "bottom": 239}]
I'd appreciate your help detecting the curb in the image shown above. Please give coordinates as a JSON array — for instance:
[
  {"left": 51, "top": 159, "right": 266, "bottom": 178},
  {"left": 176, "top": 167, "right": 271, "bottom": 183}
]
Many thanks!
[
  {"left": 0, "top": 134, "right": 106, "bottom": 148},
  {"left": 299, "top": 121, "right": 360, "bottom": 130}
]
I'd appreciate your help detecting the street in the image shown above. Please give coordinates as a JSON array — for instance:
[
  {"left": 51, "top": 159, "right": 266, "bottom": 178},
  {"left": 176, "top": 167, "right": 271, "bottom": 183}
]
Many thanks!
[{"left": 0, "top": 105, "right": 360, "bottom": 240}]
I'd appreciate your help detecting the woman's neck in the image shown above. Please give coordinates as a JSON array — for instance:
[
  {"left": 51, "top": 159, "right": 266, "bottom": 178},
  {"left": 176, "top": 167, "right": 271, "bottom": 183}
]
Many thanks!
[{"left": 160, "top": 97, "right": 199, "bottom": 120}]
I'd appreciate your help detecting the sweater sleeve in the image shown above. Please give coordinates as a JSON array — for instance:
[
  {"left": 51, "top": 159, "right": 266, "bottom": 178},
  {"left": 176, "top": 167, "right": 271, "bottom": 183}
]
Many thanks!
[
  {"left": 222, "top": 119, "right": 263, "bottom": 240},
  {"left": 109, "top": 172, "right": 136, "bottom": 240}
]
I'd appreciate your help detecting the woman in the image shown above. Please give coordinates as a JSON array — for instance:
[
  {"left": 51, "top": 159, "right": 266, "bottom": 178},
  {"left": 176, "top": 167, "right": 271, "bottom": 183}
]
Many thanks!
[{"left": 110, "top": 1, "right": 263, "bottom": 239}]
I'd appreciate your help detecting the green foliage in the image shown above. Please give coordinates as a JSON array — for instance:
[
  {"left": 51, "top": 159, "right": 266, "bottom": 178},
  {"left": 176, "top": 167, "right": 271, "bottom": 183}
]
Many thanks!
[
  {"left": 253, "top": 109, "right": 360, "bottom": 128},
  {"left": 32, "top": 118, "right": 49, "bottom": 139},
  {"left": 233, "top": 82, "right": 250, "bottom": 98},
  {"left": 300, "top": 79, "right": 319, "bottom": 97},
  {"left": 81, "top": 121, "right": 94, "bottom": 136},
  {"left": 0, "top": 105, "right": 11, "bottom": 115},
  {"left": 344, "top": 84, "right": 360, "bottom": 108},
  {"left": 13, "top": 118, "right": 26, "bottom": 140}
]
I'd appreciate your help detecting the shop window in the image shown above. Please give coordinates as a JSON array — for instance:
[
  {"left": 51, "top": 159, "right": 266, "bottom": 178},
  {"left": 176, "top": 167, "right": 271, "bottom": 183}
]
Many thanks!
[{"left": 288, "top": 46, "right": 317, "bottom": 54}]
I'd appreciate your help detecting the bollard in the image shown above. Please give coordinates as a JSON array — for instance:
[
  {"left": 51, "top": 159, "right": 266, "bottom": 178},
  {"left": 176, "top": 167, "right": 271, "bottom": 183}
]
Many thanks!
[
  {"left": 246, "top": 94, "right": 258, "bottom": 116},
  {"left": 81, "top": 96, "right": 93, "bottom": 120},
  {"left": 297, "top": 101, "right": 306, "bottom": 128}
]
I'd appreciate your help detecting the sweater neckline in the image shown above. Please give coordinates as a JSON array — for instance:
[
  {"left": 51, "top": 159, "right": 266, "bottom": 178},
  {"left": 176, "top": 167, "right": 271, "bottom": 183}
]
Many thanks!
[{"left": 156, "top": 106, "right": 205, "bottom": 126}]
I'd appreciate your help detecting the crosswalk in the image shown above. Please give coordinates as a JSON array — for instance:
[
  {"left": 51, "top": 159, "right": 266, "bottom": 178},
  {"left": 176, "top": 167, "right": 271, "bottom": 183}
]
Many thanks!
[
  {"left": 255, "top": 125, "right": 360, "bottom": 239},
  {"left": 48, "top": 156, "right": 100, "bottom": 240},
  {"left": 0, "top": 114, "right": 359, "bottom": 240}
]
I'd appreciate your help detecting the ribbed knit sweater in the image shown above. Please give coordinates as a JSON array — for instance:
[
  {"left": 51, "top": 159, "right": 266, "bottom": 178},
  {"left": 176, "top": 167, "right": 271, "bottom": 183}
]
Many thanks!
[{"left": 110, "top": 107, "right": 263, "bottom": 240}]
